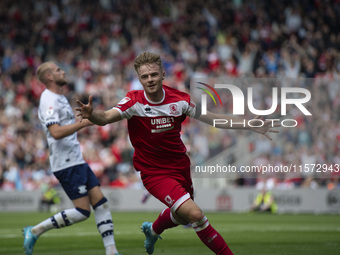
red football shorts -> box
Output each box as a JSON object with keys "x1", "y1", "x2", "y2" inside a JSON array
[{"x1": 142, "y1": 171, "x2": 194, "y2": 212}]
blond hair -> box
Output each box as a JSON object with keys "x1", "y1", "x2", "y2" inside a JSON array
[
  {"x1": 134, "y1": 52, "x2": 162, "y2": 73},
  {"x1": 36, "y1": 61, "x2": 54, "y2": 84}
]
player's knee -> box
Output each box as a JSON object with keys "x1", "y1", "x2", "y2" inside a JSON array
[
  {"x1": 187, "y1": 208, "x2": 204, "y2": 223},
  {"x1": 171, "y1": 211, "x2": 189, "y2": 225},
  {"x1": 92, "y1": 197, "x2": 108, "y2": 210}
]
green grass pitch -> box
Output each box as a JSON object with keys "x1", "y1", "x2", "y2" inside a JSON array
[{"x1": 0, "y1": 211, "x2": 339, "y2": 254}]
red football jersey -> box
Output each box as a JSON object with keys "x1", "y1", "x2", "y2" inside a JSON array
[{"x1": 113, "y1": 85, "x2": 196, "y2": 176}]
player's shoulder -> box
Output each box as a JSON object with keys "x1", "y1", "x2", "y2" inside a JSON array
[
  {"x1": 40, "y1": 89, "x2": 58, "y2": 105},
  {"x1": 163, "y1": 85, "x2": 190, "y2": 102},
  {"x1": 119, "y1": 89, "x2": 143, "y2": 103},
  {"x1": 115, "y1": 90, "x2": 144, "y2": 109},
  {"x1": 126, "y1": 89, "x2": 144, "y2": 98}
]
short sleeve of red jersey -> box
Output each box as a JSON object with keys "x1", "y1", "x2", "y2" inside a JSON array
[
  {"x1": 183, "y1": 97, "x2": 197, "y2": 118},
  {"x1": 112, "y1": 91, "x2": 137, "y2": 119}
]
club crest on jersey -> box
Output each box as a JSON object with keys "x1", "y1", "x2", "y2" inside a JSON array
[
  {"x1": 118, "y1": 97, "x2": 131, "y2": 105},
  {"x1": 46, "y1": 107, "x2": 54, "y2": 116},
  {"x1": 169, "y1": 104, "x2": 179, "y2": 115}
]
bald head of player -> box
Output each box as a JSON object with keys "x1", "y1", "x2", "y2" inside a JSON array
[{"x1": 36, "y1": 62, "x2": 67, "y2": 88}]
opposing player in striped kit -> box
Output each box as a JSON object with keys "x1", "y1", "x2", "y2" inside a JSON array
[
  {"x1": 23, "y1": 62, "x2": 121, "y2": 255},
  {"x1": 76, "y1": 52, "x2": 278, "y2": 254}
]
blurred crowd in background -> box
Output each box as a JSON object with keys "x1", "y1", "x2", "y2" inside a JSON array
[{"x1": 1, "y1": 0, "x2": 340, "y2": 191}]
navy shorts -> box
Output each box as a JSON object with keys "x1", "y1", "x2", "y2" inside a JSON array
[{"x1": 53, "y1": 163, "x2": 100, "y2": 200}]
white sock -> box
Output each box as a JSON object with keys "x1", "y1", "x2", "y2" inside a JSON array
[
  {"x1": 32, "y1": 208, "x2": 90, "y2": 236},
  {"x1": 94, "y1": 199, "x2": 118, "y2": 255}
]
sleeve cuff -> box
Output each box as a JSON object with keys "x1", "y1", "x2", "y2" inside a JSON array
[
  {"x1": 112, "y1": 107, "x2": 125, "y2": 118},
  {"x1": 46, "y1": 121, "x2": 59, "y2": 127}
]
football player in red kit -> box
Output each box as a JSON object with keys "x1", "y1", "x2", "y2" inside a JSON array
[{"x1": 76, "y1": 52, "x2": 278, "y2": 254}]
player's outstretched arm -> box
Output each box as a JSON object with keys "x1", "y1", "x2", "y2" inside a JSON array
[
  {"x1": 75, "y1": 95, "x2": 121, "y2": 126},
  {"x1": 196, "y1": 111, "x2": 279, "y2": 140},
  {"x1": 48, "y1": 119, "x2": 93, "y2": 140}
]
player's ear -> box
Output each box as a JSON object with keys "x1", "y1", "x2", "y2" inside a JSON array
[
  {"x1": 162, "y1": 70, "x2": 165, "y2": 80},
  {"x1": 46, "y1": 72, "x2": 53, "y2": 82}
]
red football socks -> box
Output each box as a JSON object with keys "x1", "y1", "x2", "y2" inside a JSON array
[
  {"x1": 152, "y1": 209, "x2": 233, "y2": 255},
  {"x1": 193, "y1": 218, "x2": 233, "y2": 255},
  {"x1": 152, "y1": 208, "x2": 178, "y2": 235}
]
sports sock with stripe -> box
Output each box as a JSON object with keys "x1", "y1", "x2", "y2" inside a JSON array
[
  {"x1": 32, "y1": 207, "x2": 90, "y2": 236},
  {"x1": 152, "y1": 208, "x2": 179, "y2": 235},
  {"x1": 193, "y1": 216, "x2": 233, "y2": 255},
  {"x1": 93, "y1": 198, "x2": 119, "y2": 255}
]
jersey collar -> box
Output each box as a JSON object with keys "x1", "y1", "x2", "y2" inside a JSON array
[{"x1": 144, "y1": 88, "x2": 165, "y2": 104}]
